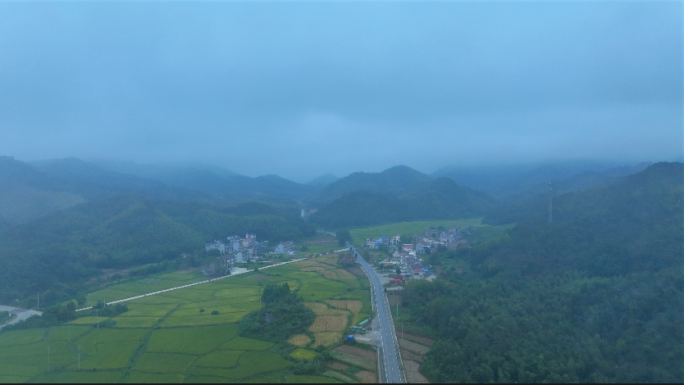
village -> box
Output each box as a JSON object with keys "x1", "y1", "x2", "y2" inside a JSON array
[
  {"x1": 204, "y1": 233, "x2": 297, "y2": 265},
  {"x1": 361, "y1": 225, "x2": 473, "y2": 285}
]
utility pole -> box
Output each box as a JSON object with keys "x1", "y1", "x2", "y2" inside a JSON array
[
  {"x1": 78, "y1": 345, "x2": 81, "y2": 370},
  {"x1": 47, "y1": 346, "x2": 50, "y2": 372},
  {"x1": 96, "y1": 308, "x2": 99, "y2": 329},
  {"x1": 548, "y1": 182, "x2": 553, "y2": 225}
]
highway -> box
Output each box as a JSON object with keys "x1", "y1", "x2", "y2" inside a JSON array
[{"x1": 351, "y1": 246, "x2": 404, "y2": 383}]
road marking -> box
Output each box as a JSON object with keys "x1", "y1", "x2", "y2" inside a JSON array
[{"x1": 76, "y1": 258, "x2": 306, "y2": 311}]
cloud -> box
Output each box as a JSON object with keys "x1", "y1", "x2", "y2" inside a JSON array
[{"x1": 0, "y1": 1, "x2": 680, "y2": 181}]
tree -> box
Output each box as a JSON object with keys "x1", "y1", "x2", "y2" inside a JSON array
[
  {"x1": 396, "y1": 266, "x2": 402, "y2": 276},
  {"x1": 200, "y1": 257, "x2": 231, "y2": 278},
  {"x1": 400, "y1": 235, "x2": 413, "y2": 245},
  {"x1": 337, "y1": 229, "x2": 352, "y2": 246}
]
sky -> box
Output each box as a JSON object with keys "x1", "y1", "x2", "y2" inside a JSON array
[{"x1": 0, "y1": 0, "x2": 682, "y2": 183}]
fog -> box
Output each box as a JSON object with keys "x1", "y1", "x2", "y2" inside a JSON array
[{"x1": 0, "y1": 1, "x2": 681, "y2": 182}]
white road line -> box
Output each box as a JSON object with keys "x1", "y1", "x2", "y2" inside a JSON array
[{"x1": 76, "y1": 258, "x2": 307, "y2": 311}]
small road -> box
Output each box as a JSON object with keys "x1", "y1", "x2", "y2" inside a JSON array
[
  {"x1": 77, "y1": 258, "x2": 306, "y2": 312},
  {"x1": 351, "y1": 245, "x2": 405, "y2": 383},
  {"x1": 0, "y1": 305, "x2": 42, "y2": 329}
]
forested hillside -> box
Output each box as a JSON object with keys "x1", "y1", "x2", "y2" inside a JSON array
[
  {"x1": 309, "y1": 177, "x2": 496, "y2": 229},
  {"x1": 402, "y1": 162, "x2": 683, "y2": 383},
  {"x1": 0, "y1": 196, "x2": 315, "y2": 306},
  {"x1": 307, "y1": 165, "x2": 433, "y2": 206}
]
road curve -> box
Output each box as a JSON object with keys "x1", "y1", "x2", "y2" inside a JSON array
[{"x1": 0, "y1": 305, "x2": 42, "y2": 329}]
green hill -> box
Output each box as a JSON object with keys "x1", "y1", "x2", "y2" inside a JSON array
[
  {"x1": 478, "y1": 162, "x2": 683, "y2": 276},
  {"x1": 309, "y1": 177, "x2": 497, "y2": 229},
  {"x1": 0, "y1": 196, "x2": 315, "y2": 305},
  {"x1": 308, "y1": 165, "x2": 433, "y2": 206},
  {"x1": 401, "y1": 162, "x2": 684, "y2": 383}
]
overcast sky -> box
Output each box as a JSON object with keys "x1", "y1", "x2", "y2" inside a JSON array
[{"x1": 0, "y1": 0, "x2": 681, "y2": 182}]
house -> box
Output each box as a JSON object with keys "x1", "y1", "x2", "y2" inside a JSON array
[
  {"x1": 402, "y1": 244, "x2": 414, "y2": 251},
  {"x1": 205, "y1": 240, "x2": 227, "y2": 254},
  {"x1": 273, "y1": 241, "x2": 296, "y2": 255}
]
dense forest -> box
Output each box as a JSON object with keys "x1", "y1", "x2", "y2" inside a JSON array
[
  {"x1": 402, "y1": 162, "x2": 683, "y2": 382},
  {"x1": 0, "y1": 197, "x2": 315, "y2": 306}
]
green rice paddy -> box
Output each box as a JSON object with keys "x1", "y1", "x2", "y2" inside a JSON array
[
  {"x1": 349, "y1": 218, "x2": 484, "y2": 244},
  {"x1": 0, "y1": 253, "x2": 372, "y2": 383}
]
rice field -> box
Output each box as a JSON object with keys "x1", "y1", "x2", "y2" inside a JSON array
[
  {"x1": 349, "y1": 218, "x2": 484, "y2": 245},
  {"x1": 290, "y1": 348, "x2": 317, "y2": 360},
  {"x1": 308, "y1": 315, "x2": 348, "y2": 332},
  {"x1": 0, "y1": 248, "x2": 372, "y2": 382},
  {"x1": 287, "y1": 334, "x2": 311, "y2": 346}
]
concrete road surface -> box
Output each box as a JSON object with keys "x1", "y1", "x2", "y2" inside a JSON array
[
  {"x1": 0, "y1": 305, "x2": 42, "y2": 329},
  {"x1": 351, "y1": 246, "x2": 405, "y2": 383}
]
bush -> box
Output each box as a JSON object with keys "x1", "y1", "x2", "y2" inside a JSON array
[
  {"x1": 199, "y1": 308, "x2": 205, "y2": 313},
  {"x1": 211, "y1": 310, "x2": 219, "y2": 315}
]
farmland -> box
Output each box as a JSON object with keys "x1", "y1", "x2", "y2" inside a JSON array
[
  {"x1": 0, "y1": 253, "x2": 373, "y2": 383},
  {"x1": 349, "y1": 218, "x2": 484, "y2": 244}
]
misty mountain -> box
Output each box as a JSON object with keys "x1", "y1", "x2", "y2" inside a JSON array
[
  {"x1": 309, "y1": 177, "x2": 497, "y2": 229},
  {"x1": 0, "y1": 156, "x2": 86, "y2": 223},
  {"x1": 96, "y1": 160, "x2": 316, "y2": 204},
  {"x1": 308, "y1": 165, "x2": 433, "y2": 206},
  {"x1": 405, "y1": 177, "x2": 498, "y2": 218},
  {"x1": 34, "y1": 157, "x2": 215, "y2": 202},
  {"x1": 483, "y1": 162, "x2": 655, "y2": 225},
  {"x1": 92, "y1": 159, "x2": 241, "y2": 180},
  {"x1": 435, "y1": 160, "x2": 650, "y2": 203},
  {"x1": 307, "y1": 173, "x2": 339, "y2": 186}
]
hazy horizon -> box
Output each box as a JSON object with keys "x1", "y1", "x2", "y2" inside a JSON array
[{"x1": 1, "y1": 1, "x2": 681, "y2": 183}]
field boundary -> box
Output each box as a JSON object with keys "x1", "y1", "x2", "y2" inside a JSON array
[{"x1": 76, "y1": 259, "x2": 305, "y2": 312}]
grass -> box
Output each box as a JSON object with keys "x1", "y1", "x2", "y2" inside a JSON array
[
  {"x1": 127, "y1": 372, "x2": 186, "y2": 383},
  {"x1": 194, "y1": 350, "x2": 243, "y2": 368},
  {"x1": 31, "y1": 371, "x2": 122, "y2": 383},
  {"x1": 349, "y1": 218, "x2": 484, "y2": 244},
  {"x1": 133, "y1": 352, "x2": 197, "y2": 373},
  {"x1": 0, "y1": 328, "x2": 46, "y2": 348},
  {"x1": 68, "y1": 316, "x2": 111, "y2": 325},
  {"x1": 312, "y1": 332, "x2": 343, "y2": 347},
  {"x1": 290, "y1": 348, "x2": 317, "y2": 360},
  {"x1": 77, "y1": 329, "x2": 148, "y2": 355},
  {"x1": 44, "y1": 325, "x2": 89, "y2": 341},
  {"x1": 76, "y1": 340, "x2": 141, "y2": 369},
  {"x1": 220, "y1": 351, "x2": 292, "y2": 379},
  {"x1": 219, "y1": 336, "x2": 273, "y2": 351},
  {"x1": 119, "y1": 303, "x2": 178, "y2": 317},
  {"x1": 147, "y1": 324, "x2": 238, "y2": 354},
  {"x1": 287, "y1": 334, "x2": 311, "y2": 346},
  {"x1": 0, "y1": 376, "x2": 32, "y2": 383},
  {"x1": 111, "y1": 316, "x2": 161, "y2": 328},
  {"x1": 160, "y1": 312, "x2": 248, "y2": 327}
]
